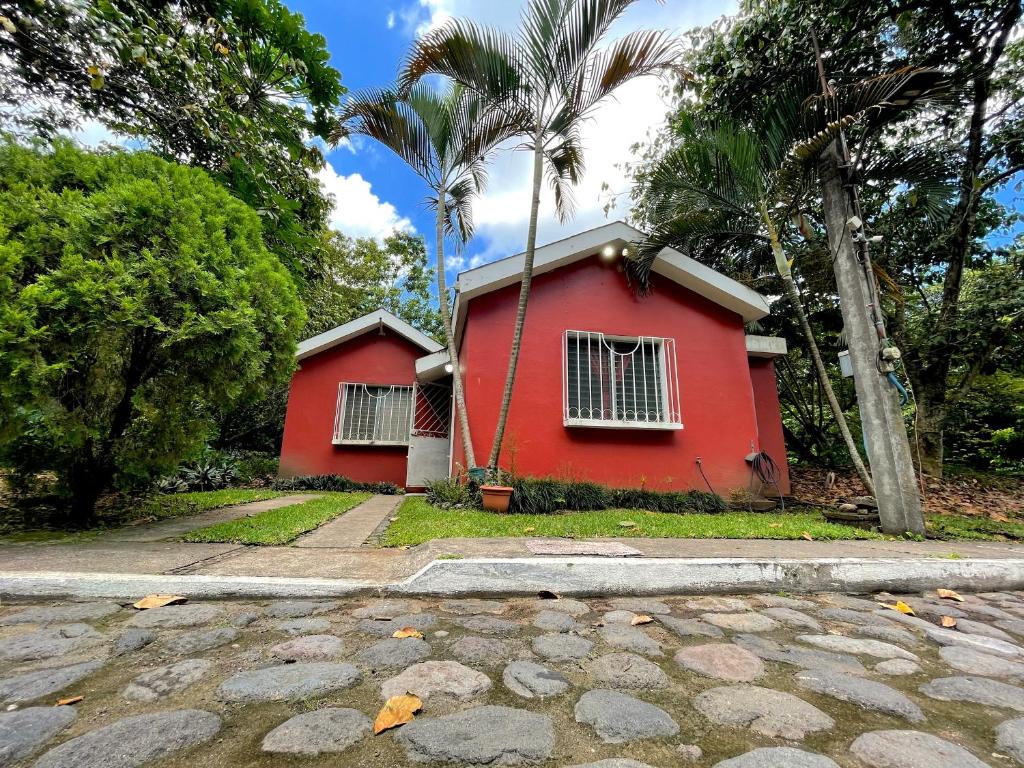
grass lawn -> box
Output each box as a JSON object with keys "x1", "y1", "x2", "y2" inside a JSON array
[
  {"x1": 381, "y1": 496, "x2": 886, "y2": 547},
  {"x1": 0, "y1": 488, "x2": 287, "y2": 543},
  {"x1": 183, "y1": 491, "x2": 370, "y2": 545},
  {"x1": 926, "y1": 514, "x2": 1024, "y2": 541}
]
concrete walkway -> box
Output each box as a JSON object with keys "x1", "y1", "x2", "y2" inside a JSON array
[
  {"x1": 101, "y1": 493, "x2": 322, "y2": 542},
  {"x1": 4, "y1": 493, "x2": 1024, "y2": 598},
  {"x1": 293, "y1": 493, "x2": 401, "y2": 548}
]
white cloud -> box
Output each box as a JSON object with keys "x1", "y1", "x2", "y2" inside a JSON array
[
  {"x1": 387, "y1": 10, "x2": 396, "y2": 29},
  {"x1": 317, "y1": 161, "x2": 414, "y2": 240}
]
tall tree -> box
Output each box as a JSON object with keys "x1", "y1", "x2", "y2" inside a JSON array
[
  {"x1": 400, "y1": 0, "x2": 680, "y2": 475},
  {"x1": 662, "y1": 0, "x2": 1023, "y2": 477},
  {"x1": 0, "y1": 0, "x2": 344, "y2": 281},
  {"x1": 633, "y1": 108, "x2": 875, "y2": 493},
  {"x1": 334, "y1": 84, "x2": 524, "y2": 467},
  {"x1": 0, "y1": 140, "x2": 304, "y2": 522}
]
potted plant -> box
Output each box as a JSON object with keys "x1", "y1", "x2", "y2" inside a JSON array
[{"x1": 480, "y1": 484, "x2": 513, "y2": 513}]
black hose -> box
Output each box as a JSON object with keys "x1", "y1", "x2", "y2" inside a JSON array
[{"x1": 750, "y1": 451, "x2": 786, "y2": 512}]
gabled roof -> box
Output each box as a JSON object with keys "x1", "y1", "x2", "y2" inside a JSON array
[
  {"x1": 452, "y1": 221, "x2": 770, "y2": 338},
  {"x1": 296, "y1": 309, "x2": 442, "y2": 361}
]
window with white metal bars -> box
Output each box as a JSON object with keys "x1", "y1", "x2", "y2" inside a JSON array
[
  {"x1": 563, "y1": 330, "x2": 682, "y2": 428},
  {"x1": 333, "y1": 383, "x2": 413, "y2": 445}
]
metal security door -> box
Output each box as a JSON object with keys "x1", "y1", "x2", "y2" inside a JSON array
[{"x1": 406, "y1": 382, "x2": 452, "y2": 487}]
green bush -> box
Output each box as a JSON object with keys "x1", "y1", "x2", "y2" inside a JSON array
[
  {"x1": 233, "y1": 452, "x2": 280, "y2": 484},
  {"x1": 503, "y1": 478, "x2": 725, "y2": 515},
  {"x1": 426, "y1": 477, "x2": 480, "y2": 507},
  {"x1": 272, "y1": 474, "x2": 400, "y2": 495}
]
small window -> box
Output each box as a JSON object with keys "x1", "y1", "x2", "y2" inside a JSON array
[
  {"x1": 563, "y1": 330, "x2": 682, "y2": 429},
  {"x1": 334, "y1": 383, "x2": 413, "y2": 445}
]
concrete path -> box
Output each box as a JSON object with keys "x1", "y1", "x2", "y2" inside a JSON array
[
  {"x1": 5, "y1": 590, "x2": 1024, "y2": 767},
  {"x1": 101, "y1": 493, "x2": 322, "y2": 542},
  {"x1": 293, "y1": 494, "x2": 401, "y2": 548}
]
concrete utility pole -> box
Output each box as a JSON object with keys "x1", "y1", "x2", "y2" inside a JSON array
[
  {"x1": 818, "y1": 147, "x2": 925, "y2": 535},
  {"x1": 811, "y1": 33, "x2": 925, "y2": 536}
]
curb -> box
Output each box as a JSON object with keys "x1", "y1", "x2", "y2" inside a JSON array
[{"x1": 4, "y1": 556, "x2": 1024, "y2": 600}]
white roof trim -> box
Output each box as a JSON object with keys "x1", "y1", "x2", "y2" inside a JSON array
[
  {"x1": 452, "y1": 221, "x2": 770, "y2": 338},
  {"x1": 296, "y1": 309, "x2": 442, "y2": 361},
  {"x1": 746, "y1": 335, "x2": 788, "y2": 358},
  {"x1": 415, "y1": 349, "x2": 451, "y2": 382}
]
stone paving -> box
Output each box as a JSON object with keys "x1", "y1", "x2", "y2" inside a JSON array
[{"x1": 6, "y1": 592, "x2": 1024, "y2": 766}]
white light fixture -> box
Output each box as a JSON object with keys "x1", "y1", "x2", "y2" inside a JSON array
[
  {"x1": 601, "y1": 244, "x2": 616, "y2": 261},
  {"x1": 443, "y1": 362, "x2": 454, "y2": 374},
  {"x1": 621, "y1": 246, "x2": 630, "y2": 257}
]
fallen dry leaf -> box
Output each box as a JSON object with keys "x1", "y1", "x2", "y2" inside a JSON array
[
  {"x1": 133, "y1": 594, "x2": 186, "y2": 610},
  {"x1": 936, "y1": 588, "x2": 964, "y2": 602},
  {"x1": 940, "y1": 616, "x2": 957, "y2": 628},
  {"x1": 537, "y1": 590, "x2": 560, "y2": 600},
  {"x1": 880, "y1": 601, "x2": 916, "y2": 616},
  {"x1": 524, "y1": 527, "x2": 535, "y2": 533},
  {"x1": 392, "y1": 627, "x2": 424, "y2": 639},
  {"x1": 55, "y1": 696, "x2": 83, "y2": 706},
  {"x1": 800, "y1": 531, "x2": 814, "y2": 541},
  {"x1": 631, "y1": 615, "x2": 654, "y2": 626},
  {"x1": 768, "y1": 523, "x2": 783, "y2": 528},
  {"x1": 374, "y1": 693, "x2": 422, "y2": 734}
]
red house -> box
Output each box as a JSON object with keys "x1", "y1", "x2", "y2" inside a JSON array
[{"x1": 280, "y1": 221, "x2": 790, "y2": 496}]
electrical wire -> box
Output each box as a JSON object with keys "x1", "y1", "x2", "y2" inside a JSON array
[{"x1": 695, "y1": 457, "x2": 717, "y2": 497}]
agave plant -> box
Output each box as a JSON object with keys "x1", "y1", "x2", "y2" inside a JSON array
[{"x1": 400, "y1": 0, "x2": 681, "y2": 476}]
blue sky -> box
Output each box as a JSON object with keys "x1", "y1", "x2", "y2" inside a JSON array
[{"x1": 286, "y1": 0, "x2": 738, "y2": 275}]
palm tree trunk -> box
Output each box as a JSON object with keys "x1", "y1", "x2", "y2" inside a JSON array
[
  {"x1": 487, "y1": 127, "x2": 545, "y2": 476},
  {"x1": 435, "y1": 185, "x2": 476, "y2": 469},
  {"x1": 780, "y1": 275, "x2": 873, "y2": 494},
  {"x1": 759, "y1": 203, "x2": 873, "y2": 494}
]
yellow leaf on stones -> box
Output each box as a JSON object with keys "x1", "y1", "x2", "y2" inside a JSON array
[
  {"x1": 801, "y1": 531, "x2": 814, "y2": 541},
  {"x1": 374, "y1": 693, "x2": 422, "y2": 734},
  {"x1": 393, "y1": 627, "x2": 423, "y2": 639},
  {"x1": 937, "y1": 588, "x2": 964, "y2": 602},
  {"x1": 55, "y1": 696, "x2": 83, "y2": 706},
  {"x1": 631, "y1": 615, "x2": 654, "y2": 626},
  {"x1": 940, "y1": 616, "x2": 957, "y2": 628},
  {"x1": 880, "y1": 601, "x2": 916, "y2": 616},
  {"x1": 133, "y1": 594, "x2": 187, "y2": 610}
]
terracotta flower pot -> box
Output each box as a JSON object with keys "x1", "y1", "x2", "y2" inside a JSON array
[{"x1": 480, "y1": 485, "x2": 513, "y2": 513}]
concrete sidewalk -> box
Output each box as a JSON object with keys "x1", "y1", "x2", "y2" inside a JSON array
[{"x1": 4, "y1": 493, "x2": 1024, "y2": 598}]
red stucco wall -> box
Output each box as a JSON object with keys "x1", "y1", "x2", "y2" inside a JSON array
[
  {"x1": 279, "y1": 328, "x2": 423, "y2": 485},
  {"x1": 452, "y1": 255, "x2": 777, "y2": 494},
  {"x1": 748, "y1": 358, "x2": 792, "y2": 496}
]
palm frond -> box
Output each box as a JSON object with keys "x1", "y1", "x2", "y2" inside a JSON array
[
  {"x1": 336, "y1": 87, "x2": 435, "y2": 181},
  {"x1": 545, "y1": 132, "x2": 585, "y2": 221},
  {"x1": 399, "y1": 17, "x2": 523, "y2": 106},
  {"x1": 575, "y1": 29, "x2": 681, "y2": 119}
]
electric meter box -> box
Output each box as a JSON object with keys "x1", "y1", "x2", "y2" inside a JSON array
[{"x1": 838, "y1": 349, "x2": 854, "y2": 378}]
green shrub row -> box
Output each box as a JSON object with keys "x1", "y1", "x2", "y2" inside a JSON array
[
  {"x1": 272, "y1": 474, "x2": 401, "y2": 495},
  {"x1": 426, "y1": 476, "x2": 725, "y2": 515}
]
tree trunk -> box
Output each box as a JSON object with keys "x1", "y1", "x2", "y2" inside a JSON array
[
  {"x1": 487, "y1": 127, "x2": 545, "y2": 476},
  {"x1": 64, "y1": 450, "x2": 108, "y2": 528},
  {"x1": 780, "y1": 274, "x2": 875, "y2": 494},
  {"x1": 915, "y1": 392, "x2": 946, "y2": 479},
  {"x1": 435, "y1": 184, "x2": 476, "y2": 469}
]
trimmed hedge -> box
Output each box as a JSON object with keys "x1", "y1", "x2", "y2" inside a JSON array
[
  {"x1": 272, "y1": 474, "x2": 400, "y2": 495},
  {"x1": 427, "y1": 476, "x2": 725, "y2": 515}
]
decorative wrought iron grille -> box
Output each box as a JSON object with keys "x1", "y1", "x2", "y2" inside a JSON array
[
  {"x1": 562, "y1": 330, "x2": 681, "y2": 428},
  {"x1": 411, "y1": 382, "x2": 452, "y2": 438},
  {"x1": 333, "y1": 383, "x2": 413, "y2": 444}
]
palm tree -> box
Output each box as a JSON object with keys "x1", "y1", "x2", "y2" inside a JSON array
[
  {"x1": 333, "y1": 83, "x2": 525, "y2": 467},
  {"x1": 400, "y1": 0, "x2": 680, "y2": 476},
  {"x1": 633, "y1": 106, "x2": 877, "y2": 493}
]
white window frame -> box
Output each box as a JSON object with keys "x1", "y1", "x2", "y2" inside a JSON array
[
  {"x1": 333, "y1": 382, "x2": 414, "y2": 446},
  {"x1": 562, "y1": 329, "x2": 683, "y2": 430}
]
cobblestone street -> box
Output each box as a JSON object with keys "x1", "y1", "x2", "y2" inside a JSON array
[{"x1": 4, "y1": 590, "x2": 1024, "y2": 767}]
